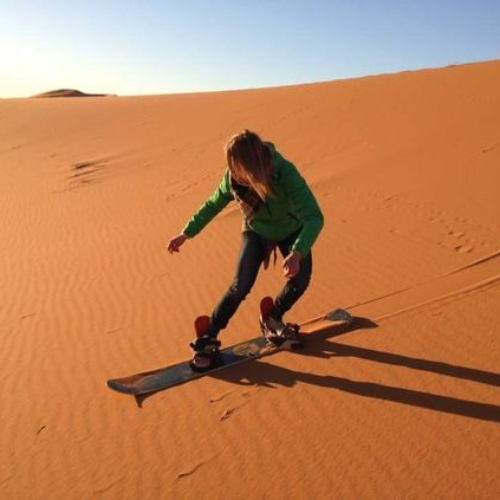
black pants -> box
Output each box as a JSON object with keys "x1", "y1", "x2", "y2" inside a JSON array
[{"x1": 209, "y1": 229, "x2": 313, "y2": 337}]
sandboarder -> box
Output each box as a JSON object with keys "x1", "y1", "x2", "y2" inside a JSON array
[{"x1": 167, "y1": 130, "x2": 324, "y2": 370}]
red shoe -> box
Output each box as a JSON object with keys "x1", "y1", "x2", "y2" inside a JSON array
[
  {"x1": 189, "y1": 316, "x2": 221, "y2": 372},
  {"x1": 259, "y1": 297, "x2": 303, "y2": 350}
]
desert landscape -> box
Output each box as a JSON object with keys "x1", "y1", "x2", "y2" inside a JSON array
[{"x1": 1, "y1": 59, "x2": 499, "y2": 498}]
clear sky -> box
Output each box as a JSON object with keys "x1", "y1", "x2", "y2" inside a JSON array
[{"x1": 1, "y1": 0, "x2": 499, "y2": 98}]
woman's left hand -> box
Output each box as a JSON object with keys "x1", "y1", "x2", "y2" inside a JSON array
[{"x1": 283, "y1": 251, "x2": 302, "y2": 279}]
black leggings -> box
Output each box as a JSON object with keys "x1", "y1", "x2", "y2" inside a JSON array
[{"x1": 209, "y1": 229, "x2": 313, "y2": 337}]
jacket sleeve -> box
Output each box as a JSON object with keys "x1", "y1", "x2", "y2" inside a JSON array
[
  {"x1": 281, "y1": 160, "x2": 324, "y2": 258},
  {"x1": 182, "y1": 170, "x2": 234, "y2": 238}
]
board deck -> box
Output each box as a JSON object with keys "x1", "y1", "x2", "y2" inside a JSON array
[
  {"x1": 107, "y1": 336, "x2": 276, "y2": 395},
  {"x1": 106, "y1": 308, "x2": 352, "y2": 396}
]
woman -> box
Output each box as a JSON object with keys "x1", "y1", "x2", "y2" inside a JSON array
[{"x1": 168, "y1": 130, "x2": 324, "y2": 370}]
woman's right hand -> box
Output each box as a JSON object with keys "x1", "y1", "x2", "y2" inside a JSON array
[{"x1": 167, "y1": 233, "x2": 188, "y2": 254}]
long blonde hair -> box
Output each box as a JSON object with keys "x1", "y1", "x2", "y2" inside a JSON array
[{"x1": 225, "y1": 130, "x2": 274, "y2": 201}]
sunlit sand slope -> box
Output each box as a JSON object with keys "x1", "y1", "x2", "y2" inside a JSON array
[{"x1": 0, "y1": 60, "x2": 499, "y2": 498}]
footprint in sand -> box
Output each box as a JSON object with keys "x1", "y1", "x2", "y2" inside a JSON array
[
  {"x1": 455, "y1": 244, "x2": 474, "y2": 254},
  {"x1": 68, "y1": 158, "x2": 109, "y2": 188},
  {"x1": 448, "y1": 230, "x2": 465, "y2": 238}
]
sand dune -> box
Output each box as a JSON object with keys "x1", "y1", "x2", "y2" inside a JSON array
[
  {"x1": 32, "y1": 89, "x2": 112, "y2": 98},
  {"x1": 1, "y1": 60, "x2": 499, "y2": 498}
]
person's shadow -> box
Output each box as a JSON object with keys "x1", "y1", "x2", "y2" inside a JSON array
[{"x1": 209, "y1": 317, "x2": 500, "y2": 424}]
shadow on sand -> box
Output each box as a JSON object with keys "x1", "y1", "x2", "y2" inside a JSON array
[
  {"x1": 135, "y1": 318, "x2": 500, "y2": 423},
  {"x1": 207, "y1": 317, "x2": 500, "y2": 424}
]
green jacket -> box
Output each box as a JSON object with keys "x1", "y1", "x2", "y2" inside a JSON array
[{"x1": 182, "y1": 145, "x2": 324, "y2": 258}]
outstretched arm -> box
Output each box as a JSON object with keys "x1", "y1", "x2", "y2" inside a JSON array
[
  {"x1": 167, "y1": 170, "x2": 234, "y2": 254},
  {"x1": 181, "y1": 170, "x2": 234, "y2": 238}
]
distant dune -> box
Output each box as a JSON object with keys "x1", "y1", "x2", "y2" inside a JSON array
[
  {"x1": 1, "y1": 59, "x2": 500, "y2": 499},
  {"x1": 31, "y1": 88, "x2": 113, "y2": 98}
]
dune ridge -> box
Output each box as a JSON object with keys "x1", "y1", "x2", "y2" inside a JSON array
[{"x1": 31, "y1": 89, "x2": 113, "y2": 98}]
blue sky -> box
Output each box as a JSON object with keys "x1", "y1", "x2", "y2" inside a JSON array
[{"x1": 0, "y1": 0, "x2": 499, "y2": 97}]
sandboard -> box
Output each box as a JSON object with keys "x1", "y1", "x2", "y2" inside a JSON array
[{"x1": 107, "y1": 308, "x2": 352, "y2": 396}]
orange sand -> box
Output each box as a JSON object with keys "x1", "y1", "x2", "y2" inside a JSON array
[{"x1": 1, "y1": 60, "x2": 499, "y2": 499}]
